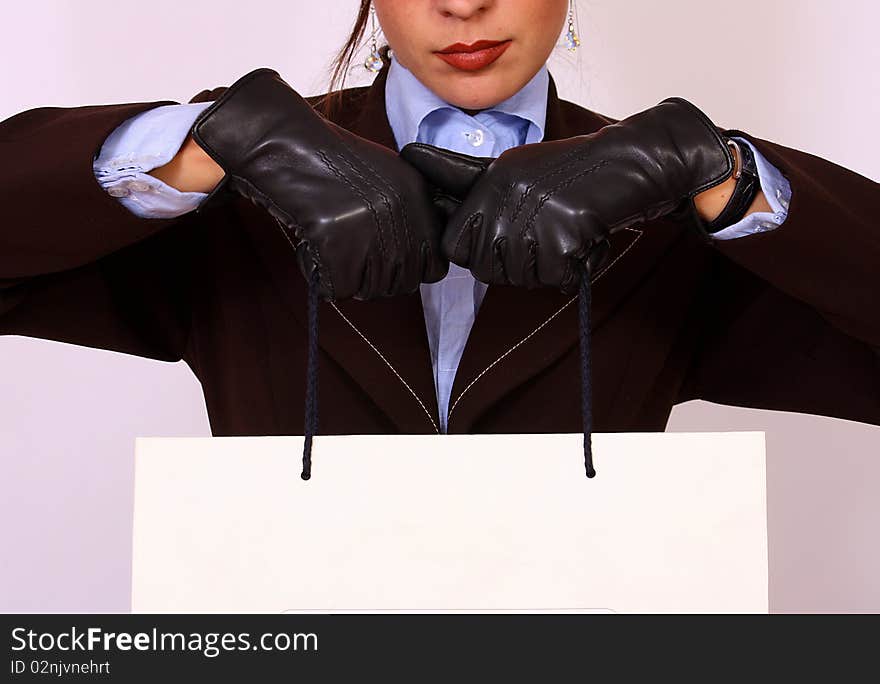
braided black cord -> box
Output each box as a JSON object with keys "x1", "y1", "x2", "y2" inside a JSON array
[
  {"x1": 577, "y1": 261, "x2": 596, "y2": 478},
  {"x1": 301, "y1": 268, "x2": 321, "y2": 480}
]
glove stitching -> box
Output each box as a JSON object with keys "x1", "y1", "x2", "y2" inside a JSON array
[
  {"x1": 452, "y1": 212, "x2": 483, "y2": 265},
  {"x1": 354, "y1": 156, "x2": 413, "y2": 257},
  {"x1": 492, "y1": 237, "x2": 509, "y2": 284},
  {"x1": 273, "y1": 213, "x2": 336, "y2": 302},
  {"x1": 520, "y1": 159, "x2": 610, "y2": 238},
  {"x1": 559, "y1": 255, "x2": 575, "y2": 293},
  {"x1": 230, "y1": 174, "x2": 313, "y2": 249},
  {"x1": 358, "y1": 255, "x2": 373, "y2": 300},
  {"x1": 508, "y1": 144, "x2": 591, "y2": 224},
  {"x1": 308, "y1": 241, "x2": 334, "y2": 301},
  {"x1": 495, "y1": 180, "x2": 514, "y2": 225},
  {"x1": 332, "y1": 138, "x2": 413, "y2": 261},
  {"x1": 524, "y1": 239, "x2": 540, "y2": 289},
  {"x1": 521, "y1": 159, "x2": 611, "y2": 242},
  {"x1": 316, "y1": 150, "x2": 388, "y2": 264},
  {"x1": 331, "y1": 150, "x2": 402, "y2": 260}
]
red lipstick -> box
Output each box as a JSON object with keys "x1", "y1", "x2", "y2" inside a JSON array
[{"x1": 434, "y1": 39, "x2": 512, "y2": 72}]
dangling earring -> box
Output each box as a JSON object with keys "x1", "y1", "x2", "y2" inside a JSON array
[
  {"x1": 364, "y1": 3, "x2": 384, "y2": 72},
  {"x1": 564, "y1": 0, "x2": 582, "y2": 51}
]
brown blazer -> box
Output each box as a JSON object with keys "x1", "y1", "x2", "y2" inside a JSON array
[{"x1": 1, "y1": 63, "x2": 878, "y2": 437}]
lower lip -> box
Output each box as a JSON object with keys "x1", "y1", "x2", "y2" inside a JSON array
[{"x1": 435, "y1": 41, "x2": 512, "y2": 72}]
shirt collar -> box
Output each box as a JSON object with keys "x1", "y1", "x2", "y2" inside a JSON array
[{"x1": 385, "y1": 53, "x2": 549, "y2": 150}]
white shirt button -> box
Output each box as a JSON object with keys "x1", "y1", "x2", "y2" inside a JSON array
[
  {"x1": 107, "y1": 185, "x2": 130, "y2": 197},
  {"x1": 129, "y1": 180, "x2": 152, "y2": 192},
  {"x1": 465, "y1": 128, "x2": 485, "y2": 147}
]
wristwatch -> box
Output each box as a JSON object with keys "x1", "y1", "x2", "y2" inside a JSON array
[{"x1": 704, "y1": 136, "x2": 761, "y2": 233}]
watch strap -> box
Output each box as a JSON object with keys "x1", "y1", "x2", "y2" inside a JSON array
[{"x1": 704, "y1": 137, "x2": 761, "y2": 233}]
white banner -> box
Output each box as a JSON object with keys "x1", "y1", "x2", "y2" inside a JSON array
[{"x1": 132, "y1": 432, "x2": 768, "y2": 613}]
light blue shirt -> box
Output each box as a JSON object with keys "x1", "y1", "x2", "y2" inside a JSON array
[{"x1": 92, "y1": 56, "x2": 792, "y2": 432}]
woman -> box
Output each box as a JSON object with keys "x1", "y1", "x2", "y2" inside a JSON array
[{"x1": 1, "y1": 1, "x2": 877, "y2": 480}]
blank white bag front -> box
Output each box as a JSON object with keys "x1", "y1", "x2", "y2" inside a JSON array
[{"x1": 131, "y1": 431, "x2": 768, "y2": 613}]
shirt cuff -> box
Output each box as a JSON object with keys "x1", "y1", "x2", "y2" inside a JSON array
[
  {"x1": 707, "y1": 136, "x2": 793, "y2": 240},
  {"x1": 92, "y1": 102, "x2": 214, "y2": 219}
]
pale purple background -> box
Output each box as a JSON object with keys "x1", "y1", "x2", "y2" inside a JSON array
[{"x1": 1, "y1": 0, "x2": 878, "y2": 613}]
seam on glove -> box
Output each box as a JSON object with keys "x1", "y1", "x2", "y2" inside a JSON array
[
  {"x1": 508, "y1": 144, "x2": 592, "y2": 225},
  {"x1": 506, "y1": 146, "x2": 596, "y2": 223},
  {"x1": 521, "y1": 159, "x2": 611, "y2": 242},
  {"x1": 452, "y1": 212, "x2": 483, "y2": 265},
  {"x1": 332, "y1": 134, "x2": 413, "y2": 258},
  {"x1": 338, "y1": 142, "x2": 414, "y2": 257},
  {"x1": 331, "y1": 150, "x2": 399, "y2": 257},
  {"x1": 275, "y1": 214, "x2": 335, "y2": 302},
  {"x1": 318, "y1": 149, "x2": 388, "y2": 262}
]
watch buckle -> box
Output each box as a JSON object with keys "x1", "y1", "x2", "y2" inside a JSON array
[{"x1": 726, "y1": 138, "x2": 744, "y2": 180}]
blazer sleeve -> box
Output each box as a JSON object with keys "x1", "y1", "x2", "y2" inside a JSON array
[
  {"x1": 677, "y1": 131, "x2": 880, "y2": 426},
  {"x1": 0, "y1": 88, "x2": 223, "y2": 362}
]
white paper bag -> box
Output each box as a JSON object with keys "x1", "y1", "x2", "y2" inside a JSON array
[{"x1": 131, "y1": 432, "x2": 768, "y2": 613}]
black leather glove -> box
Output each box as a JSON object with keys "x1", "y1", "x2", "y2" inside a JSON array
[
  {"x1": 401, "y1": 97, "x2": 735, "y2": 294},
  {"x1": 414, "y1": 148, "x2": 494, "y2": 221},
  {"x1": 190, "y1": 67, "x2": 448, "y2": 301}
]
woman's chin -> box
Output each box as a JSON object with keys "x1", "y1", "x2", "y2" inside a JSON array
[{"x1": 427, "y1": 76, "x2": 520, "y2": 112}]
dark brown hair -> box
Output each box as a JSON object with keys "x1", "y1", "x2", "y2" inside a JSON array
[{"x1": 322, "y1": 1, "x2": 390, "y2": 120}]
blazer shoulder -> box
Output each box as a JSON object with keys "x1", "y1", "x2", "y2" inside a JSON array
[
  {"x1": 556, "y1": 96, "x2": 619, "y2": 135},
  {"x1": 185, "y1": 81, "x2": 371, "y2": 127},
  {"x1": 188, "y1": 86, "x2": 227, "y2": 104},
  {"x1": 306, "y1": 83, "x2": 372, "y2": 128}
]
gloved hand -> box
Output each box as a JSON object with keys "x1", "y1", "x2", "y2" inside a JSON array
[
  {"x1": 401, "y1": 97, "x2": 735, "y2": 294},
  {"x1": 411, "y1": 147, "x2": 494, "y2": 221},
  {"x1": 190, "y1": 67, "x2": 448, "y2": 301}
]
